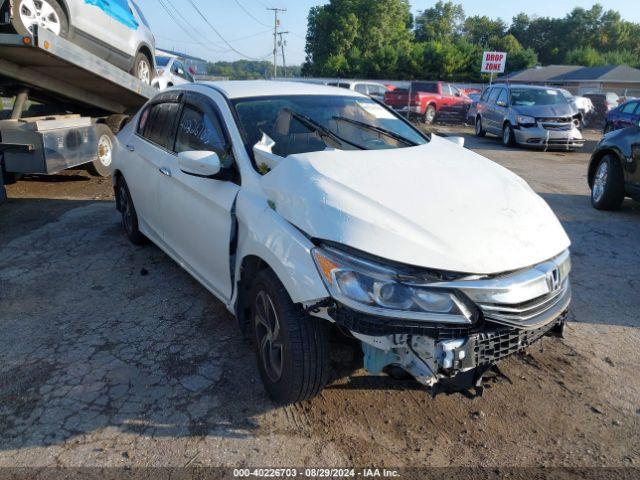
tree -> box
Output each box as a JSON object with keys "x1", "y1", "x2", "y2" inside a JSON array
[
  {"x1": 462, "y1": 16, "x2": 507, "y2": 47},
  {"x1": 414, "y1": 1, "x2": 464, "y2": 43},
  {"x1": 565, "y1": 47, "x2": 604, "y2": 67}
]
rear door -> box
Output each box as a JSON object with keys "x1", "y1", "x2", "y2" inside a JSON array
[
  {"x1": 484, "y1": 88, "x2": 503, "y2": 134},
  {"x1": 157, "y1": 91, "x2": 241, "y2": 301},
  {"x1": 126, "y1": 96, "x2": 181, "y2": 240}
]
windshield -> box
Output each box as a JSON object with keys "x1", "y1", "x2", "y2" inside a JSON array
[
  {"x1": 232, "y1": 95, "x2": 428, "y2": 161},
  {"x1": 510, "y1": 88, "x2": 568, "y2": 107},
  {"x1": 156, "y1": 56, "x2": 172, "y2": 67}
]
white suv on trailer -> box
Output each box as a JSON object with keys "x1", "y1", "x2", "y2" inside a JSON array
[{"x1": 112, "y1": 81, "x2": 572, "y2": 404}]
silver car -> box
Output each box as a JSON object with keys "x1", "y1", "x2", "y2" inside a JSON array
[
  {"x1": 0, "y1": 0, "x2": 156, "y2": 84},
  {"x1": 152, "y1": 56, "x2": 194, "y2": 90},
  {"x1": 474, "y1": 84, "x2": 584, "y2": 149}
]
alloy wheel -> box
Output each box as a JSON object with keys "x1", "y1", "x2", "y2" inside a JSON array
[
  {"x1": 118, "y1": 185, "x2": 133, "y2": 235},
  {"x1": 138, "y1": 60, "x2": 151, "y2": 84},
  {"x1": 254, "y1": 290, "x2": 283, "y2": 383},
  {"x1": 593, "y1": 160, "x2": 608, "y2": 202},
  {"x1": 19, "y1": 0, "x2": 61, "y2": 35}
]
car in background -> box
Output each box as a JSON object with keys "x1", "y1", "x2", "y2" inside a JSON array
[
  {"x1": 559, "y1": 89, "x2": 594, "y2": 128},
  {"x1": 0, "y1": 0, "x2": 156, "y2": 84},
  {"x1": 152, "y1": 56, "x2": 194, "y2": 90},
  {"x1": 383, "y1": 81, "x2": 472, "y2": 124},
  {"x1": 603, "y1": 100, "x2": 640, "y2": 134},
  {"x1": 465, "y1": 91, "x2": 482, "y2": 124},
  {"x1": 475, "y1": 84, "x2": 584, "y2": 149},
  {"x1": 326, "y1": 81, "x2": 389, "y2": 101},
  {"x1": 588, "y1": 121, "x2": 640, "y2": 210},
  {"x1": 113, "y1": 81, "x2": 571, "y2": 404}
]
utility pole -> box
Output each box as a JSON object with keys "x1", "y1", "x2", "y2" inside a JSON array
[
  {"x1": 278, "y1": 31, "x2": 289, "y2": 78},
  {"x1": 267, "y1": 7, "x2": 286, "y2": 78}
]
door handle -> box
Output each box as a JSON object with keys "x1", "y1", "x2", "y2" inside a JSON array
[
  {"x1": 159, "y1": 167, "x2": 172, "y2": 177},
  {"x1": 126, "y1": 144, "x2": 135, "y2": 152}
]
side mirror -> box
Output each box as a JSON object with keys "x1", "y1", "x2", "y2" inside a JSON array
[
  {"x1": 178, "y1": 151, "x2": 221, "y2": 177},
  {"x1": 496, "y1": 100, "x2": 507, "y2": 107}
]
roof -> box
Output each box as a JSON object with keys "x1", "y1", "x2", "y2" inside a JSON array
[
  {"x1": 501, "y1": 64, "x2": 640, "y2": 84},
  {"x1": 201, "y1": 80, "x2": 365, "y2": 99}
]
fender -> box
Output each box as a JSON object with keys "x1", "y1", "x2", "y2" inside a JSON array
[{"x1": 231, "y1": 189, "x2": 329, "y2": 309}]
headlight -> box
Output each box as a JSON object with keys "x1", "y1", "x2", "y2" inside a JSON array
[
  {"x1": 312, "y1": 247, "x2": 477, "y2": 324},
  {"x1": 516, "y1": 115, "x2": 536, "y2": 126}
]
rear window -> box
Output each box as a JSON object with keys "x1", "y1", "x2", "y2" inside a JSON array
[
  {"x1": 411, "y1": 82, "x2": 439, "y2": 94},
  {"x1": 138, "y1": 102, "x2": 180, "y2": 150}
]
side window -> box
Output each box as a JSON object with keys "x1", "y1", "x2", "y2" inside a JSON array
[
  {"x1": 354, "y1": 84, "x2": 368, "y2": 94},
  {"x1": 450, "y1": 85, "x2": 461, "y2": 96},
  {"x1": 496, "y1": 89, "x2": 508, "y2": 106},
  {"x1": 138, "y1": 102, "x2": 180, "y2": 150},
  {"x1": 622, "y1": 102, "x2": 638, "y2": 113},
  {"x1": 175, "y1": 105, "x2": 232, "y2": 167},
  {"x1": 480, "y1": 88, "x2": 491, "y2": 102},
  {"x1": 488, "y1": 88, "x2": 501, "y2": 104}
]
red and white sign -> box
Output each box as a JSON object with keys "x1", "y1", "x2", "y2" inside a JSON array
[{"x1": 481, "y1": 51, "x2": 507, "y2": 73}]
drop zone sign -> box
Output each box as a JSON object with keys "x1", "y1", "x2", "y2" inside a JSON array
[{"x1": 481, "y1": 51, "x2": 507, "y2": 73}]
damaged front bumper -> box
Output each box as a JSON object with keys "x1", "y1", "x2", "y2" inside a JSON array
[{"x1": 342, "y1": 307, "x2": 568, "y2": 396}]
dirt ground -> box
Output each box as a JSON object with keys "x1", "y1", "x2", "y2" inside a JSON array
[{"x1": 0, "y1": 126, "x2": 639, "y2": 474}]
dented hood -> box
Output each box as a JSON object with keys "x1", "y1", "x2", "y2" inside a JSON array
[{"x1": 259, "y1": 135, "x2": 570, "y2": 274}]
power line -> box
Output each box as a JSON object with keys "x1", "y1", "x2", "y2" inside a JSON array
[
  {"x1": 234, "y1": 0, "x2": 271, "y2": 28},
  {"x1": 156, "y1": 29, "x2": 271, "y2": 46},
  {"x1": 186, "y1": 0, "x2": 265, "y2": 60}
]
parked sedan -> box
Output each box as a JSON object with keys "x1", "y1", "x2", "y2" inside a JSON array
[
  {"x1": 152, "y1": 56, "x2": 194, "y2": 90},
  {"x1": 603, "y1": 100, "x2": 640, "y2": 134},
  {"x1": 0, "y1": 0, "x2": 156, "y2": 83},
  {"x1": 475, "y1": 84, "x2": 584, "y2": 149},
  {"x1": 113, "y1": 81, "x2": 571, "y2": 404},
  {"x1": 588, "y1": 121, "x2": 640, "y2": 210}
]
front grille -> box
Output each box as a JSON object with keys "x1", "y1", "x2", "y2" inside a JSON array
[
  {"x1": 472, "y1": 316, "x2": 562, "y2": 366},
  {"x1": 542, "y1": 123, "x2": 573, "y2": 131},
  {"x1": 478, "y1": 280, "x2": 569, "y2": 323},
  {"x1": 538, "y1": 117, "x2": 572, "y2": 123}
]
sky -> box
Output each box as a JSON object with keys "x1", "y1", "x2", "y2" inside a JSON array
[{"x1": 136, "y1": 0, "x2": 640, "y2": 65}]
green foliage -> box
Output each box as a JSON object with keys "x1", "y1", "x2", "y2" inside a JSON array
[
  {"x1": 206, "y1": 61, "x2": 301, "y2": 80},
  {"x1": 303, "y1": 0, "x2": 640, "y2": 80}
]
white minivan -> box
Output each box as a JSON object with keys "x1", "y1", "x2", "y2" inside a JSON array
[{"x1": 112, "y1": 81, "x2": 571, "y2": 404}]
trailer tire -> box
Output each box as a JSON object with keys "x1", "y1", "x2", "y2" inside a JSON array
[
  {"x1": 250, "y1": 268, "x2": 330, "y2": 404},
  {"x1": 105, "y1": 114, "x2": 130, "y2": 135},
  {"x1": 88, "y1": 123, "x2": 115, "y2": 177},
  {"x1": 6, "y1": 0, "x2": 69, "y2": 37}
]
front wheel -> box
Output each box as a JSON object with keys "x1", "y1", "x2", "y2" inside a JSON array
[
  {"x1": 115, "y1": 176, "x2": 147, "y2": 245},
  {"x1": 250, "y1": 269, "x2": 330, "y2": 404},
  {"x1": 131, "y1": 52, "x2": 153, "y2": 85},
  {"x1": 591, "y1": 154, "x2": 625, "y2": 211},
  {"x1": 502, "y1": 123, "x2": 516, "y2": 147},
  {"x1": 6, "y1": 0, "x2": 68, "y2": 36},
  {"x1": 475, "y1": 116, "x2": 486, "y2": 137},
  {"x1": 423, "y1": 105, "x2": 436, "y2": 124}
]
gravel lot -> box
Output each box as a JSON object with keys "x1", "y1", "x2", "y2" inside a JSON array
[{"x1": 0, "y1": 126, "x2": 639, "y2": 472}]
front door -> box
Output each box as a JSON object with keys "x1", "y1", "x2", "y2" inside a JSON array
[{"x1": 157, "y1": 92, "x2": 240, "y2": 301}]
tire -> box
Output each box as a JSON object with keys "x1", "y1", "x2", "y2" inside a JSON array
[
  {"x1": 250, "y1": 269, "x2": 330, "y2": 404},
  {"x1": 423, "y1": 105, "x2": 436, "y2": 124},
  {"x1": 7, "y1": 0, "x2": 69, "y2": 37},
  {"x1": 131, "y1": 52, "x2": 153, "y2": 85},
  {"x1": 87, "y1": 123, "x2": 115, "y2": 177},
  {"x1": 105, "y1": 114, "x2": 130, "y2": 135},
  {"x1": 115, "y1": 176, "x2": 147, "y2": 245},
  {"x1": 591, "y1": 154, "x2": 625, "y2": 211},
  {"x1": 475, "y1": 116, "x2": 486, "y2": 137},
  {"x1": 502, "y1": 122, "x2": 516, "y2": 147}
]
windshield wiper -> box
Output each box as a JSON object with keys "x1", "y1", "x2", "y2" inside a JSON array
[
  {"x1": 332, "y1": 116, "x2": 419, "y2": 146},
  {"x1": 284, "y1": 108, "x2": 364, "y2": 150}
]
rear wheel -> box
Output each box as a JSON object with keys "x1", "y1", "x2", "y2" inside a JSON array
[
  {"x1": 116, "y1": 176, "x2": 147, "y2": 245},
  {"x1": 591, "y1": 154, "x2": 625, "y2": 211},
  {"x1": 131, "y1": 52, "x2": 153, "y2": 85},
  {"x1": 7, "y1": 0, "x2": 68, "y2": 37},
  {"x1": 250, "y1": 269, "x2": 330, "y2": 404},
  {"x1": 87, "y1": 124, "x2": 114, "y2": 177}
]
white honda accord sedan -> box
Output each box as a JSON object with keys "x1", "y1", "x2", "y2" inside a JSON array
[{"x1": 112, "y1": 81, "x2": 572, "y2": 404}]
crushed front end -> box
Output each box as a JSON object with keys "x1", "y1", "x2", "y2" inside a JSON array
[{"x1": 310, "y1": 246, "x2": 572, "y2": 396}]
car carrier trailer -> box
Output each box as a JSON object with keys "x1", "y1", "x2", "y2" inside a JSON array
[{"x1": 0, "y1": 26, "x2": 155, "y2": 204}]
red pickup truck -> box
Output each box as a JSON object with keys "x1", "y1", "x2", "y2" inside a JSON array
[{"x1": 384, "y1": 81, "x2": 472, "y2": 124}]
